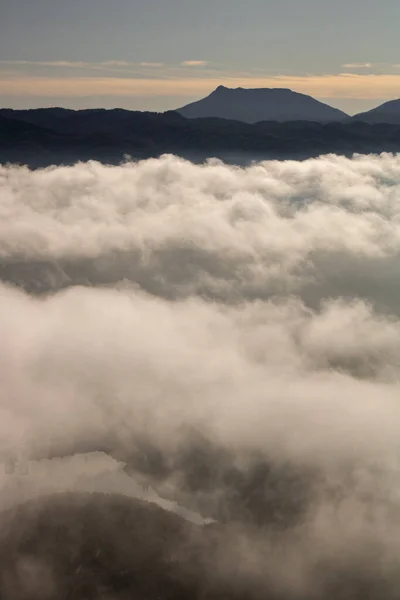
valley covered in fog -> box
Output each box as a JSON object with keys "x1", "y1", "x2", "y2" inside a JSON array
[{"x1": 2, "y1": 153, "x2": 400, "y2": 598}]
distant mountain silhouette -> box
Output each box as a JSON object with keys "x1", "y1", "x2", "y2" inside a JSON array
[
  {"x1": 176, "y1": 86, "x2": 348, "y2": 123},
  {"x1": 352, "y1": 98, "x2": 400, "y2": 124},
  {"x1": 1, "y1": 108, "x2": 400, "y2": 168},
  {"x1": 0, "y1": 107, "x2": 185, "y2": 136}
]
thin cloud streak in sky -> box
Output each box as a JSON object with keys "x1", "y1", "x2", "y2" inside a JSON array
[
  {"x1": 342, "y1": 63, "x2": 374, "y2": 69},
  {"x1": 0, "y1": 60, "x2": 181, "y2": 71},
  {"x1": 140, "y1": 62, "x2": 165, "y2": 68},
  {"x1": 342, "y1": 62, "x2": 400, "y2": 70},
  {"x1": 0, "y1": 60, "x2": 166, "y2": 74},
  {"x1": 0, "y1": 60, "x2": 93, "y2": 69},
  {"x1": 181, "y1": 60, "x2": 208, "y2": 67}
]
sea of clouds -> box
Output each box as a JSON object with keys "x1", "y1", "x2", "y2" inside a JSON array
[{"x1": 2, "y1": 153, "x2": 400, "y2": 597}]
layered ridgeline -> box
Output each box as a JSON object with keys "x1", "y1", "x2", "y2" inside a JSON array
[
  {"x1": 2, "y1": 89, "x2": 400, "y2": 168},
  {"x1": 2, "y1": 109, "x2": 400, "y2": 167},
  {"x1": 176, "y1": 85, "x2": 348, "y2": 123}
]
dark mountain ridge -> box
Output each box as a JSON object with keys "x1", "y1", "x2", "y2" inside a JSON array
[
  {"x1": 176, "y1": 85, "x2": 348, "y2": 123},
  {"x1": 352, "y1": 98, "x2": 400, "y2": 124},
  {"x1": 1, "y1": 107, "x2": 400, "y2": 168}
]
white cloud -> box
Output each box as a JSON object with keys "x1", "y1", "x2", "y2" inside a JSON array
[
  {"x1": 2, "y1": 153, "x2": 400, "y2": 454},
  {"x1": 2, "y1": 154, "x2": 400, "y2": 595},
  {"x1": 2, "y1": 153, "x2": 400, "y2": 307},
  {"x1": 181, "y1": 60, "x2": 208, "y2": 67},
  {"x1": 342, "y1": 62, "x2": 374, "y2": 69}
]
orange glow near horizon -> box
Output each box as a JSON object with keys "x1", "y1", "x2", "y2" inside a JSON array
[{"x1": 1, "y1": 73, "x2": 400, "y2": 101}]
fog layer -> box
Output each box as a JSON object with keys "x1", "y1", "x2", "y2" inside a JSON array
[{"x1": 2, "y1": 153, "x2": 400, "y2": 597}]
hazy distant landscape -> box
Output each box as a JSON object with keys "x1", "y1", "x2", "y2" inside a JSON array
[{"x1": 1, "y1": 87, "x2": 400, "y2": 166}]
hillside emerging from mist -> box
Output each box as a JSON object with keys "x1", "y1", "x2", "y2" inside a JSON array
[
  {"x1": 0, "y1": 492, "x2": 213, "y2": 600},
  {"x1": 1, "y1": 491, "x2": 397, "y2": 600},
  {"x1": 1, "y1": 107, "x2": 400, "y2": 167},
  {"x1": 176, "y1": 86, "x2": 348, "y2": 123}
]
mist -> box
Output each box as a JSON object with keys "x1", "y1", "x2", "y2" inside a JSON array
[{"x1": 1, "y1": 153, "x2": 400, "y2": 598}]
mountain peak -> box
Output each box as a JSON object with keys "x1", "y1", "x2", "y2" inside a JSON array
[
  {"x1": 213, "y1": 86, "x2": 294, "y2": 95},
  {"x1": 176, "y1": 86, "x2": 348, "y2": 123}
]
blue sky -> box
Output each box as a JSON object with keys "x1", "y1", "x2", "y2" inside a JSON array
[{"x1": 1, "y1": 0, "x2": 400, "y2": 113}]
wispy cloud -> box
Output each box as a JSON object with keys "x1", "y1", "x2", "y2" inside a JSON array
[
  {"x1": 181, "y1": 60, "x2": 208, "y2": 67},
  {"x1": 342, "y1": 62, "x2": 400, "y2": 70},
  {"x1": 101, "y1": 60, "x2": 132, "y2": 67},
  {"x1": 342, "y1": 63, "x2": 374, "y2": 69},
  {"x1": 139, "y1": 62, "x2": 164, "y2": 68},
  {"x1": 0, "y1": 60, "x2": 92, "y2": 69},
  {"x1": 0, "y1": 60, "x2": 165, "y2": 73}
]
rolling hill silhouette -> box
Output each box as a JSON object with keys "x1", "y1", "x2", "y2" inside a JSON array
[
  {"x1": 1, "y1": 106, "x2": 400, "y2": 168},
  {"x1": 353, "y1": 98, "x2": 400, "y2": 124}
]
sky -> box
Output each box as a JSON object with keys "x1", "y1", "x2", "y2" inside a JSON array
[{"x1": 1, "y1": 0, "x2": 400, "y2": 115}]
